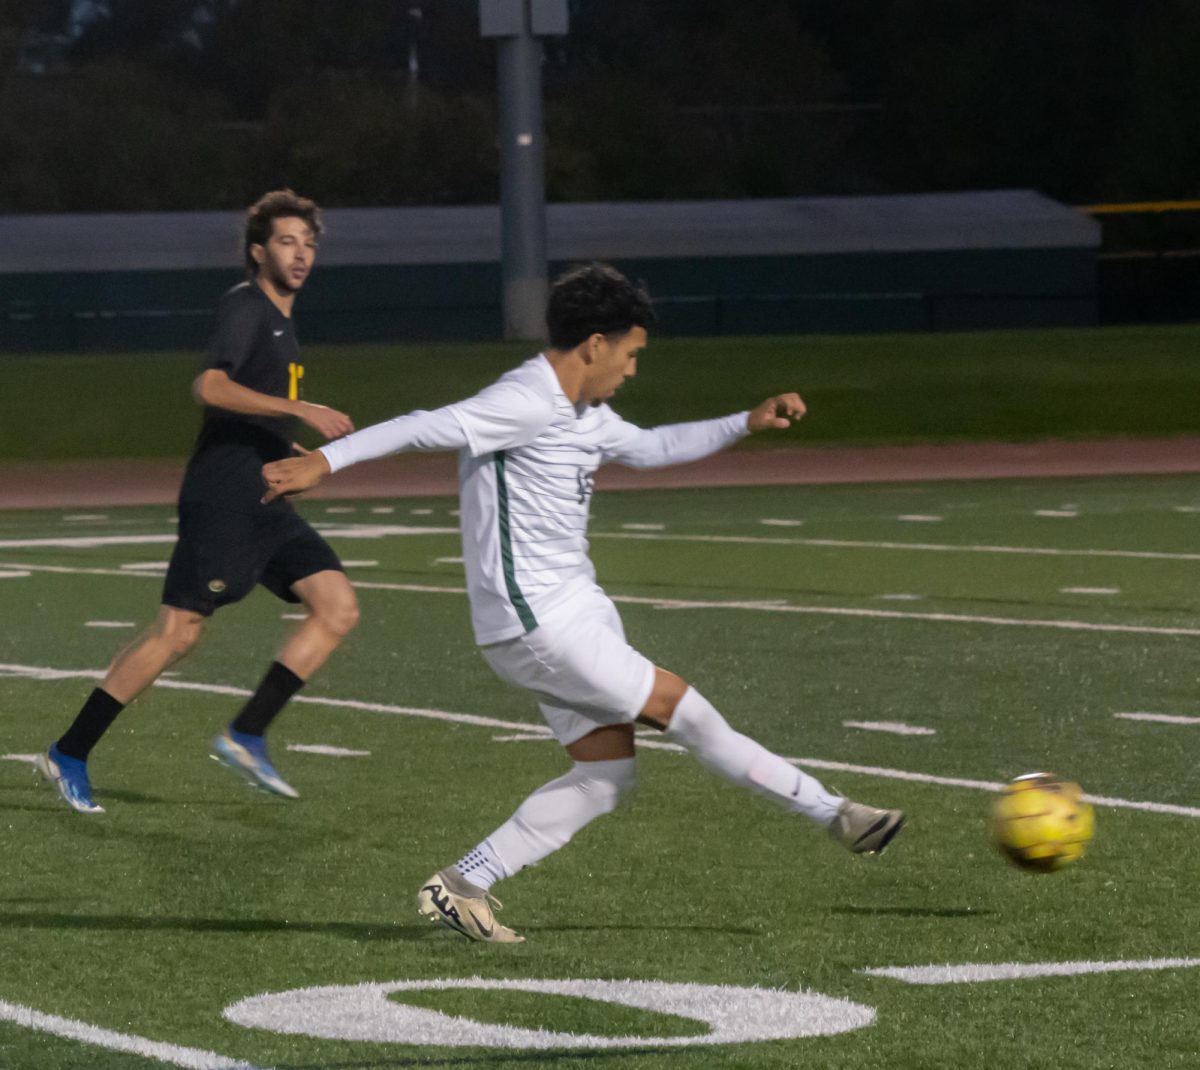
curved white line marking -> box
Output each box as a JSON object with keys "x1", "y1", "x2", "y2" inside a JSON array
[
  {"x1": 0, "y1": 999, "x2": 264, "y2": 1069},
  {"x1": 224, "y1": 977, "x2": 874, "y2": 1048}
]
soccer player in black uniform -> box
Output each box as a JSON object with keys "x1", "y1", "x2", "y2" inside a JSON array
[{"x1": 36, "y1": 189, "x2": 360, "y2": 813}]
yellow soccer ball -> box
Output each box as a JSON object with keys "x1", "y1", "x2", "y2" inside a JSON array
[{"x1": 991, "y1": 772, "x2": 1094, "y2": 873}]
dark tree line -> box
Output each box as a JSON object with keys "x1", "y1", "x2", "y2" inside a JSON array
[{"x1": 0, "y1": 0, "x2": 1197, "y2": 212}]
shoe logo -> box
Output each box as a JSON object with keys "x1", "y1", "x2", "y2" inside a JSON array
[
  {"x1": 422, "y1": 882, "x2": 462, "y2": 927},
  {"x1": 207, "y1": 578, "x2": 227, "y2": 593},
  {"x1": 854, "y1": 816, "x2": 890, "y2": 846},
  {"x1": 468, "y1": 909, "x2": 493, "y2": 939},
  {"x1": 273, "y1": 329, "x2": 285, "y2": 337}
]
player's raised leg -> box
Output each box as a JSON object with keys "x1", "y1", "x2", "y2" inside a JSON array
[
  {"x1": 37, "y1": 606, "x2": 206, "y2": 814},
  {"x1": 640, "y1": 668, "x2": 905, "y2": 854},
  {"x1": 211, "y1": 568, "x2": 359, "y2": 798}
]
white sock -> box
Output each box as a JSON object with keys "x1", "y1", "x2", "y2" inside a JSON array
[
  {"x1": 457, "y1": 757, "x2": 636, "y2": 890},
  {"x1": 665, "y1": 686, "x2": 841, "y2": 827}
]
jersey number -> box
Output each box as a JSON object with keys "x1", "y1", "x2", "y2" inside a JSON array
[
  {"x1": 576, "y1": 468, "x2": 596, "y2": 503},
  {"x1": 288, "y1": 362, "x2": 305, "y2": 401}
]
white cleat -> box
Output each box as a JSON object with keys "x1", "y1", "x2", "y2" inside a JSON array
[
  {"x1": 830, "y1": 799, "x2": 905, "y2": 855},
  {"x1": 416, "y1": 869, "x2": 524, "y2": 944}
]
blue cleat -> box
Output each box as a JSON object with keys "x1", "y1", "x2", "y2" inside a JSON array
[
  {"x1": 35, "y1": 743, "x2": 104, "y2": 814},
  {"x1": 210, "y1": 729, "x2": 298, "y2": 799}
]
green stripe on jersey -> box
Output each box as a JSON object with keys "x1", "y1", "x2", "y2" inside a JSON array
[{"x1": 494, "y1": 450, "x2": 538, "y2": 633}]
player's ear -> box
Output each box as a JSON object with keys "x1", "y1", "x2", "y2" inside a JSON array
[
  {"x1": 249, "y1": 243, "x2": 266, "y2": 267},
  {"x1": 582, "y1": 332, "x2": 605, "y2": 363}
]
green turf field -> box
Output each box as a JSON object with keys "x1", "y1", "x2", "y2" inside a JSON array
[
  {"x1": 3, "y1": 322, "x2": 1200, "y2": 461},
  {"x1": 3, "y1": 476, "x2": 1200, "y2": 1067}
]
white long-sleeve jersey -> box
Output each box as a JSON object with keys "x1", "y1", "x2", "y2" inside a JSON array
[{"x1": 321, "y1": 354, "x2": 749, "y2": 644}]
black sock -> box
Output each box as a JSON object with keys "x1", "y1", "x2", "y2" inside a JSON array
[
  {"x1": 56, "y1": 688, "x2": 125, "y2": 761},
  {"x1": 230, "y1": 661, "x2": 305, "y2": 737}
]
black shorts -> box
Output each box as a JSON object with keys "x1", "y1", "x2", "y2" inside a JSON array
[{"x1": 162, "y1": 502, "x2": 343, "y2": 617}]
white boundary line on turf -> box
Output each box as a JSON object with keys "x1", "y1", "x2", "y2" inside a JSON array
[
  {"x1": 8, "y1": 561, "x2": 1198, "y2": 639},
  {"x1": 12, "y1": 525, "x2": 1200, "y2": 563},
  {"x1": 860, "y1": 957, "x2": 1200, "y2": 985},
  {"x1": 591, "y1": 531, "x2": 1200, "y2": 562},
  {"x1": 0, "y1": 999, "x2": 266, "y2": 1070},
  {"x1": 5, "y1": 660, "x2": 1199, "y2": 819}
]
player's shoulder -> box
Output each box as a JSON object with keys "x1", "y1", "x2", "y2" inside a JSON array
[
  {"x1": 216, "y1": 281, "x2": 269, "y2": 322},
  {"x1": 497, "y1": 356, "x2": 560, "y2": 411}
]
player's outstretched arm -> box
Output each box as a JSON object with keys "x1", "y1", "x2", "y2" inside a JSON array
[
  {"x1": 746, "y1": 392, "x2": 806, "y2": 433},
  {"x1": 604, "y1": 391, "x2": 807, "y2": 470}
]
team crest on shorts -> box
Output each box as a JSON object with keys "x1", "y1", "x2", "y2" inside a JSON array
[{"x1": 208, "y1": 579, "x2": 227, "y2": 593}]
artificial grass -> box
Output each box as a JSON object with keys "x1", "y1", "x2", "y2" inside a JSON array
[{"x1": 2, "y1": 323, "x2": 1200, "y2": 462}]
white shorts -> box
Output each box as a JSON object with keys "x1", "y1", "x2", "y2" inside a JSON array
[{"x1": 480, "y1": 586, "x2": 657, "y2": 746}]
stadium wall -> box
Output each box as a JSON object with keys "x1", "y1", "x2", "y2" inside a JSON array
[{"x1": 0, "y1": 192, "x2": 1099, "y2": 351}]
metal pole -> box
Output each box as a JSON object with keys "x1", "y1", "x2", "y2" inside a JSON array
[{"x1": 496, "y1": 8, "x2": 548, "y2": 341}]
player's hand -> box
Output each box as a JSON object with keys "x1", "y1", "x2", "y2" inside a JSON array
[
  {"x1": 747, "y1": 393, "x2": 806, "y2": 432},
  {"x1": 295, "y1": 401, "x2": 355, "y2": 440},
  {"x1": 262, "y1": 451, "x2": 332, "y2": 503}
]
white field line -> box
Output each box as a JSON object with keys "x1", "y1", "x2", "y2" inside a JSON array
[
  {"x1": 0, "y1": 999, "x2": 266, "y2": 1070},
  {"x1": 3, "y1": 661, "x2": 1196, "y2": 819},
  {"x1": 861, "y1": 958, "x2": 1200, "y2": 985},
  {"x1": 13, "y1": 525, "x2": 1200, "y2": 564},
  {"x1": 590, "y1": 531, "x2": 1200, "y2": 562},
  {"x1": 843, "y1": 721, "x2": 937, "y2": 736},
  {"x1": 286, "y1": 743, "x2": 372, "y2": 757},
  {"x1": 6, "y1": 564, "x2": 1200, "y2": 639},
  {"x1": 1114, "y1": 711, "x2": 1200, "y2": 726}
]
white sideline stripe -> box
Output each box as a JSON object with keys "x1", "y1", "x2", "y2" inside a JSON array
[
  {"x1": 3, "y1": 660, "x2": 1197, "y2": 816},
  {"x1": 621, "y1": 523, "x2": 666, "y2": 531},
  {"x1": 63, "y1": 513, "x2": 108, "y2": 521},
  {"x1": 286, "y1": 743, "x2": 372, "y2": 757},
  {"x1": 0, "y1": 999, "x2": 266, "y2": 1070},
  {"x1": 341, "y1": 560, "x2": 379, "y2": 568},
  {"x1": 16, "y1": 525, "x2": 1200, "y2": 564},
  {"x1": 1035, "y1": 510, "x2": 1078, "y2": 518},
  {"x1": 1061, "y1": 586, "x2": 1119, "y2": 595},
  {"x1": 877, "y1": 593, "x2": 924, "y2": 601},
  {"x1": 0, "y1": 534, "x2": 177, "y2": 549},
  {"x1": 6, "y1": 563, "x2": 1200, "y2": 638},
  {"x1": 0, "y1": 569, "x2": 31, "y2": 579},
  {"x1": 591, "y1": 531, "x2": 1200, "y2": 562},
  {"x1": 121, "y1": 561, "x2": 168, "y2": 571},
  {"x1": 84, "y1": 621, "x2": 136, "y2": 629},
  {"x1": 1115, "y1": 711, "x2": 1200, "y2": 726},
  {"x1": 897, "y1": 515, "x2": 942, "y2": 522},
  {"x1": 861, "y1": 958, "x2": 1200, "y2": 985},
  {"x1": 760, "y1": 518, "x2": 805, "y2": 527},
  {"x1": 843, "y1": 721, "x2": 936, "y2": 736}
]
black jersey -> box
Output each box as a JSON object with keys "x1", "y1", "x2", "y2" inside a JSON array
[{"x1": 178, "y1": 282, "x2": 302, "y2": 514}]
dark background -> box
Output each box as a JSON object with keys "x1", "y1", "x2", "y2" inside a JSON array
[{"x1": 3, "y1": 0, "x2": 1198, "y2": 213}]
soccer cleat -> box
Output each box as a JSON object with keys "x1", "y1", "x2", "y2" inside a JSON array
[
  {"x1": 829, "y1": 799, "x2": 905, "y2": 855},
  {"x1": 34, "y1": 744, "x2": 104, "y2": 814},
  {"x1": 210, "y1": 730, "x2": 299, "y2": 799},
  {"x1": 416, "y1": 869, "x2": 524, "y2": 944}
]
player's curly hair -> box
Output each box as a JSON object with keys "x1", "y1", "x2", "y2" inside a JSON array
[
  {"x1": 546, "y1": 262, "x2": 656, "y2": 349},
  {"x1": 243, "y1": 189, "x2": 322, "y2": 275}
]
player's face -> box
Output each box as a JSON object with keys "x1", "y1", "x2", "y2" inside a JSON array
[
  {"x1": 583, "y1": 326, "x2": 646, "y2": 406},
  {"x1": 253, "y1": 216, "x2": 317, "y2": 293}
]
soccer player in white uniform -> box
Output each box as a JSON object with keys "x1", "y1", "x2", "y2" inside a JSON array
[{"x1": 263, "y1": 263, "x2": 905, "y2": 943}]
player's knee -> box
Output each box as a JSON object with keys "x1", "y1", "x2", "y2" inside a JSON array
[
  {"x1": 638, "y1": 669, "x2": 689, "y2": 729},
  {"x1": 572, "y1": 757, "x2": 636, "y2": 814},
  {"x1": 315, "y1": 593, "x2": 360, "y2": 638},
  {"x1": 157, "y1": 615, "x2": 205, "y2": 658}
]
